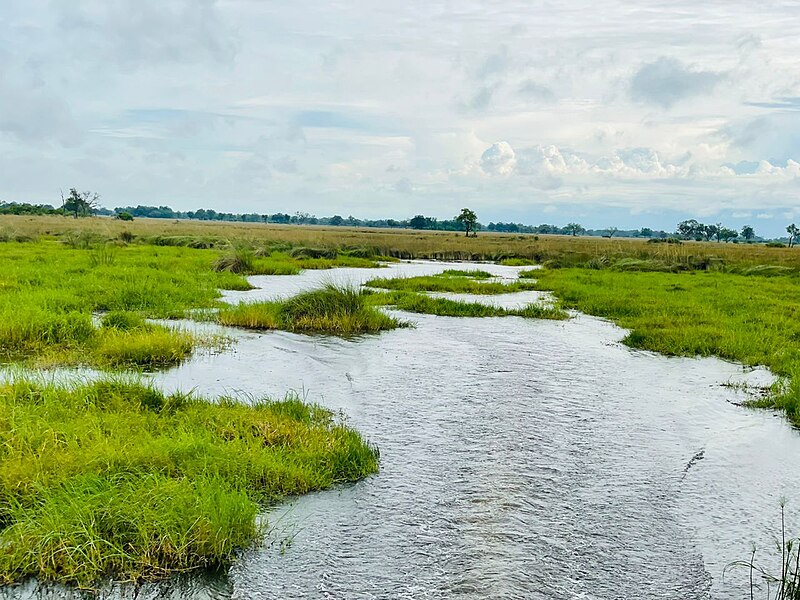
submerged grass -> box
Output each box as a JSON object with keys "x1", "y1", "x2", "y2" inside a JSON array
[
  {"x1": 531, "y1": 267, "x2": 800, "y2": 425},
  {"x1": 219, "y1": 284, "x2": 407, "y2": 335},
  {"x1": 365, "y1": 273, "x2": 538, "y2": 295},
  {"x1": 365, "y1": 290, "x2": 567, "y2": 320},
  {"x1": 0, "y1": 378, "x2": 379, "y2": 585}
]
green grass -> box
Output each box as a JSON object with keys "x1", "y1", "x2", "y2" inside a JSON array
[
  {"x1": 439, "y1": 269, "x2": 493, "y2": 279},
  {"x1": 531, "y1": 268, "x2": 800, "y2": 424},
  {"x1": 0, "y1": 242, "x2": 246, "y2": 369},
  {"x1": 219, "y1": 284, "x2": 407, "y2": 335},
  {"x1": 499, "y1": 258, "x2": 539, "y2": 266},
  {"x1": 0, "y1": 239, "x2": 397, "y2": 369},
  {"x1": 366, "y1": 290, "x2": 567, "y2": 320},
  {"x1": 0, "y1": 378, "x2": 379, "y2": 586},
  {"x1": 365, "y1": 273, "x2": 538, "y2": 294}
]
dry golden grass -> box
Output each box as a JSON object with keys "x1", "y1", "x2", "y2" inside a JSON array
[{"x1": 1, "y1": 214, "x2": 798, "y2": 267}]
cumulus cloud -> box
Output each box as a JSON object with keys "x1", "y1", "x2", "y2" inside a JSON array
[
  {"x1": 480, "y1": 142, "x2": 517, "y2": 176},
  {"x1": 630, "y1": 57, "x2": 723, "y2": 108}
]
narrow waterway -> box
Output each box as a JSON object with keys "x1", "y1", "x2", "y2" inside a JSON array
[{"x1": 3, "y1": 261, "x2": 797, "y2": 599}]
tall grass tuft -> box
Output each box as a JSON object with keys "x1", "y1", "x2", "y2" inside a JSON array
[
  {"x1": 213, "y1": 245, "x2": 255, "y2": 274},
  {"x1": 219, "y1": 284, "x2": 406, "y2": 335}
]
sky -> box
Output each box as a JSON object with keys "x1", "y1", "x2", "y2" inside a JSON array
[{"x1": 2, "y1": 1, "x2": 800, "y2": 235}]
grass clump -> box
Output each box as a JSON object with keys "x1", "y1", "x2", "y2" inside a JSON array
[
  {"x1": 219, "y1": 284, "x2": 406, "y2": 335},
  {"x1": 213, "y1": 245, "x2": 255, "y2": 274},
  {"x1": 0, "y1": 378, "x2": 379, "y2": 586},
  {"x1": 365, "y1": 273, "x2": 537, "y2": 294},
  {"x1": 366, "y1": 290, "x2": 567, "y2": 320},
  {"x1": 92, "y1": 326, "x2": 196, "y2": 369}
]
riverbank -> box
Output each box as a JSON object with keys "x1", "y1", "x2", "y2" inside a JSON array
[
  {"x1": 0, "y1": 378, "x2": 378, "y2": 586},
  {"x1": 531, "y1": 267, "x2": 800, "y2": 425}
]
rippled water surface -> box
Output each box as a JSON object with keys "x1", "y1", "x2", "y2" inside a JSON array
[{"x1": 4, "y1": 261, "x2": 798, "y2": 600}]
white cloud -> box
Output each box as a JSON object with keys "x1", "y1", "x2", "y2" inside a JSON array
[
  {"x1": 480, "y1": 142, "x2": 517, "y2": 176},
  {"x1": 1, "y1": 0, "x2": 800, "y2": 233}
]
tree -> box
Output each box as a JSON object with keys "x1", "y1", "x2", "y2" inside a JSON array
[
  {"x1": 565, "y1": 222, "x2": 585, "y2": 237},
  {"x1": 702, "y1": 223, "x2": 718, "y2": 242},
  {"x1": 639, "y1": 227, "x2": 653, "y2": 238},
  {"x1": 329, "y1": 215, "x2": 345, "y2": 226},
  {"x1": 603, "y1": 227, "x2": 618, "y2": 239},
  {"x1": 61, "y1": 188, "x2": 100, "y2": 218},
  {"x1": 741, "y1": 225, "x2": 755, "y2": 241},
  {"x1": 115, "y1": 211, "x2": 134, "y2": 221},
  {"x1": 787, "y1": 224, "x2": 799, "y2": 248},
  {"x1": 677, "y1": 219, "x2": 701, "y2": 239},
  {"x1": 455, "y1": 208, "x2": 478, "y2": 237},
  {"x1": 719, "y1": 227, "x2": 738, "y2": 243},
  {"x1": 409, "y1": 215, "x2": 428, "y2": 230}
]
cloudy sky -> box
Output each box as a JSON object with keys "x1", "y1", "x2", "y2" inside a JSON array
[{"x1": 2, "y1": 1, "x2": 800, "y2": 234}]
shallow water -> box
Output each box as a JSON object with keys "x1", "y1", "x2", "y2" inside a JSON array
[{"x1": 3, "y1": 261, "x2": 797, "y2": 600}]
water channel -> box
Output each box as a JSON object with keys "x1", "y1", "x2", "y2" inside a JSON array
[{"x1": 3, "y1": 261, "x2": 796, "y2": 600}]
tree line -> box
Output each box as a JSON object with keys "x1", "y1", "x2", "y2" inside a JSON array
[{"x1": 4, "y1": 194, "x2": 800, "y2": 244}]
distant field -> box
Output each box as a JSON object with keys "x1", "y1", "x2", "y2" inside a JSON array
[{"x1": 1, "y1": 214, "x2": 799, "y2": 267}]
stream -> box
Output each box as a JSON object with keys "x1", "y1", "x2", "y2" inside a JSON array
[{"x1": 2, "y1": 261, "x2": 797, "y2": 600}]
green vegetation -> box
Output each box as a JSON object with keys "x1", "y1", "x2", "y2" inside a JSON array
[
  {"x1": 0, "y1": 242, "x2": 249, "y2": 369},
  {"x1": 219, "y1": 284, "x2": 407, "y2": 335},
  {"x1": 439, "y1": 269, "x2": 493, "y2": 279},
  {"x1": 365, "y1": 273, "x2": 538, "y2": 295},
  {"x1": 531, "y1": 267, "x2": 800, "y2": 424},
  {"x1": 366, "y1": 290, "x2": 567, "y2": 320},
  {"x1": 0, "y1": 237, "x2": 398, "y2": 368},
  {"x1": 0, "y1": 378, "x2": 379, "y2": 586}
]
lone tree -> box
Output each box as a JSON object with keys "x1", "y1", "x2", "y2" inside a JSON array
[
  {"x1": 788, "y1": 224, "x2": 799, "y2": 248},
  {"x1": 741, "y1": 225, "x2": 755, "y2": 241},
  {"x1": 565, "y1": 222, "x2": 585, "y2": 237},
  {"x1": 455, "y1": 208, "x2": 478, "y2": 237},
  {"x1": 61, "y1": 188, "x2": 100, "y2": 219}
]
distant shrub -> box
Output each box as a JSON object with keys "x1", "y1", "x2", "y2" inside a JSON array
[
  {"x1": 115, "y1": 212, "x2": 134, "y2": 221},
  {"x1": 766, "y1": 241, "x2": 786, "y2": 248}
]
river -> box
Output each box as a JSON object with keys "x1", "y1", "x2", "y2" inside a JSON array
[{"x1": 2, "y1": 261, "x2": 797, "y2": 600}]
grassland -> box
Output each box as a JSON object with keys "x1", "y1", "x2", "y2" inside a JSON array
[
  {"x1": 0, "y1": 378, "x2": 378, "y2": 586},
  {"x1": 0, "y1": 233, "x2": 400, "y2": 369},
  {"x1": 0, "y1": 241, "x2": 249, "y2": 369},
  {"x1": 4, "y1": 214, "x2": 800, "y2": 588},
  {"x1": 531, "y1": 268, "x2": 800, "y2": 424},
  {"x1": 5, "y1": 214, "x2": 800, "y2": 268}
]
